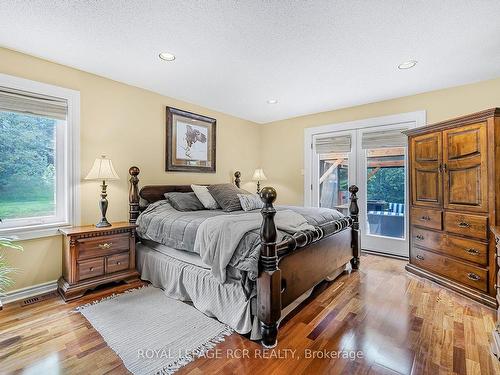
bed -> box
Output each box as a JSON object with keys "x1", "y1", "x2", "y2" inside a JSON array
[{"x1": 128, "y1": 166, "x2": 360, "y2": 347}]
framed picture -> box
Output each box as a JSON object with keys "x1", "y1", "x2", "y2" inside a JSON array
[{"x1": 166, "y1": 107, "x2": 216, "y2": 173}]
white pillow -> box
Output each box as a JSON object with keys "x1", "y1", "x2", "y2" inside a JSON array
[
  {"x1": 191, "y1": 184, "x2": 220, "y2": 209},
  {"x1": 238, "y1": 193, "x2": 264, "y2": 211}
]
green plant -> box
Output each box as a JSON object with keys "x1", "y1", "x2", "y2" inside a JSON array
[{"x1": 0, "y1": 237, "x2": 23, "y2": 295}]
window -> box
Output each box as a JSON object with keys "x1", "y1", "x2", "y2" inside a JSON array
[{"x1": 0, "y1": 74, "x2": 80, "y2": 238}]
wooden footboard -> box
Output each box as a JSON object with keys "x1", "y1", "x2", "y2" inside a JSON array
[
  {"x1": 127, "y1": 167, "x2": 359, "y2": 348},
  {"x1": 257, "y1": 185, "x2": 360, "y2": 347}
]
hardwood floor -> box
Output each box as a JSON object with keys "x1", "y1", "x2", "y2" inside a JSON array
[{"x1": 1, "y1": 254, "x2": 498, "y2": 374}]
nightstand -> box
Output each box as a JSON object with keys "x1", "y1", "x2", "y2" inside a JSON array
[{"x1": 58, "y1": 222, "x2": 139, "y2": 301}]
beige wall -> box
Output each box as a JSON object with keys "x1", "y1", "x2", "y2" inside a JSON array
[
  {"x1": 260, "y1": 77, "x2": 500, "y2": 205},
  {"x1": 3, "y1": 45, "x2": 500, "y2": 294},
  {"x1": 0, "y1": 47, "x2": 261, "y2": 292}
]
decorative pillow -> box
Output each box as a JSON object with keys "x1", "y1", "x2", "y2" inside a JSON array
[
  {"x1": 191, "y1": 184, "x2": 220, "y2": 209},
  {"x1": 207, "y1": 183, "x2": 251, "y2": 212},
  {"x1": 238, "y1": 193, "x2": 264, "y2": 211},
  {"x1": 164, "y1": 192, "x2": 205, "y2": 211}
]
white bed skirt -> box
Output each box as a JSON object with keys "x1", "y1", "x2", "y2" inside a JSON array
[{"x1": 137, "y1": 243, "x2": 256, "y2": 335}]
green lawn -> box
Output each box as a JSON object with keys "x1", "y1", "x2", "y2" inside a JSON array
[{"x1": 0, "y1": 199, "x2": 55, "y2": 220}]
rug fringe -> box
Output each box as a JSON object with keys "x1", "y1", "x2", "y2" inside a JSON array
[
  {"x1": 155, "y1": 325, "x2": 234, "y2": 375},
  {"x1": 75, "y1": 284, "x2": 150, "y2": 312}
]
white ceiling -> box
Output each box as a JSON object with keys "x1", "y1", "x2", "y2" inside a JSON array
[{"x1": 1, "y1": 1, "x2": 500, "y2": 123}]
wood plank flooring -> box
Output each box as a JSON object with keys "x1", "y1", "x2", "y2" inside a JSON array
[{"x1": 1, "y1": 254, "x2": 498, "y2": 374}]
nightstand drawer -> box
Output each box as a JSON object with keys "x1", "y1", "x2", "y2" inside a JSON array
[
  {"x1": 77, "y1": 233, "x2": 130, "y2": 260},
  {"x1": 106, "y1": 252, "x2": 130, "y2": 274},
  {"x1": 78, "y1": 258, "x2": 105, "y2": 281}
]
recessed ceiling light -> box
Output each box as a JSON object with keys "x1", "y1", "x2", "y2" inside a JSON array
[
  {"x1": 398, "y1": 60, "x2": 417, "y2": 70},
  {"x1": 159, "y1": 52, "x2": 176, "y2": 61},
  {"x1": 267, "y1": 99, "x2": 278, "y2": 104}
]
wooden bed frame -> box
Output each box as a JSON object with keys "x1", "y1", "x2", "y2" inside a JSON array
[{"x1": 128, "y1": 167, "x2": 360, "y2": 347}]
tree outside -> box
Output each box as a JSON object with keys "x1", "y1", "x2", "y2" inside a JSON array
[{"x1": 0, "y1": 111, "x2": 56, "y2": 220}]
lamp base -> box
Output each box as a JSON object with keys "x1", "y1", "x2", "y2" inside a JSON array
[{"x1": 95, "y1": 218, "x2": 112, "y2": 228}]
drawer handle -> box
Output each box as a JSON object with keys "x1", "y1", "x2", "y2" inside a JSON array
[
  {"x1": 467, "y1": 272, "x2": 481, "y2": 281},
  {"x1": 457, "y1": 221, "x2": 471, "y2": 228},
  {"x1": 465, "y1": 248, "x2": 480, "y2": 256},
  {"x1": 416, "y1": 255, "x2": 424, "y2": 260},
  {"x1": 420, "y1": 216, "x2": 431, "y2": 221},
  {"x1": 89, "y1": 267, "x2": 94, "y2": 272},
  {"x1": 117, "y1": 261, "x2": 121, "y2": 265},
  {"x1": 98, "y1": 243, "x2": 113, "y2": 249},
  {"x1": 415, "y1": 235, "x2": 424, "y2": 241}
]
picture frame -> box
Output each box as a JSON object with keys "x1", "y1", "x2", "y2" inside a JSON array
[{"x1": 166, "y1": 107, "x2": 216, "y2": 173}]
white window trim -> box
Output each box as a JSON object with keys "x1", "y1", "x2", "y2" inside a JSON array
[
  {"x1": 0, "y1": 73, "x2": 80, "y2": 240},
  {"x1": 304, "y1": 110, "x2": 426, "y2": 207}
]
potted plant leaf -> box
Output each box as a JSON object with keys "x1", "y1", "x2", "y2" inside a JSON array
[{"x1": 0, "y1": 237, "x2": 23, "y2": 310}]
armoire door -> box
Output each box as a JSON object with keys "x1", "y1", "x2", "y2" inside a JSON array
[
  {"x1": 410, "y1": 131, "x2": 443, "y2": 208},
  {"x1": 443, "y1": 122, "x2": 488, "y2": 212}
]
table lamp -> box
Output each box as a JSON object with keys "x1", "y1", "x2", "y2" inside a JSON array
[
  {"x1": 252, "y1": 168, "x2": 267, "y2": 194},
  {"x1": 85, "y1": 155, "x2": 120, "y2": 227}
]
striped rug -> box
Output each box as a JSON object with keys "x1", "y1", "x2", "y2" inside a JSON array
[{"x1": 77, "y1": 286, "x2": 232, "y2": 374}]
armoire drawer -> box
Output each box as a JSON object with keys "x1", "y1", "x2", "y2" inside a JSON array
[
  {"x1": 410, "y1": 207, "x2": 442, "y2": 230},
  {"x1": 411, "y1": 227, "x2": 488, "y2": 265},
  {"x1": 411, "y1": 247, "x2": 487, "y2": 292},
  {"x1": 444, "y1": 212, "x2": 488, "y2": 240}
]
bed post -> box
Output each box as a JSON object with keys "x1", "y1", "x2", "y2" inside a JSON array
[
  {"x1": 129, "y1": 166, "x2": 140, "y2": 223},
  {"x1": 234, "y1": 171, "x2": 241, "y2": 188},
  {"x1": 349, "y1": 185, "x2": 360, "y2": 269},
  {"x1": 258, "y1": 186, "x2": 281, "y2": 348}
]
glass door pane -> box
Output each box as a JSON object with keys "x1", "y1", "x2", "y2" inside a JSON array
[
  {"x1": 365, "y1": 147, "x2": 406, "y2": 239},
  {"x1": 319, "y1": 152, "x2": 349, "y2": 214}
]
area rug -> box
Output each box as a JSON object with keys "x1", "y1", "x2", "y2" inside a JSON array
[{"x1": 77, "y1": 286, "x2": 233, "y2": 375}]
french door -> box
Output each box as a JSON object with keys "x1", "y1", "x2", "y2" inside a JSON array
[{"x1": 311, "y1": 125, "x2": 410, "y2": 257}]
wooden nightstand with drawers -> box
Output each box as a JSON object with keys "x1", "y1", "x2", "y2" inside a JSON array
[{"x1": 57, "y1": 222, "x2": 139, "y2": 301}]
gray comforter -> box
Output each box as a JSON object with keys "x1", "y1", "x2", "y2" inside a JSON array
[{"x1": 136, "y1": 200, "x2": 348, "y2": 282}]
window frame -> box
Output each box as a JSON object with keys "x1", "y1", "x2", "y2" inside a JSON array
[{"x1": 0, "y1": 73, "x2": 80, "y2": 240}]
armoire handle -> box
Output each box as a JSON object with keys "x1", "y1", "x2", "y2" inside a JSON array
[
  {"x1": 465, "y1": 248, "x2": 480, "y2": 256},
  {"x1": 458, "y1": 221, "x2": 471, "y2": 228},
  {"x1": 467, "y1": 272, "x2": 480, "y2": 281}
]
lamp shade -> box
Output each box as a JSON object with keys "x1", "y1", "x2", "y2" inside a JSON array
[
  {"x1": 252, "y1": 168, "x2": 267, "y2": 181},
  {"x1": 85, "y1": 155, "x2": 120, "y2": 181}
]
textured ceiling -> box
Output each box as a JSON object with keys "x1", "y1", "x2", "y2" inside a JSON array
[{"x1": 1, "y1": 1, "x2": 500, "y2": 123}]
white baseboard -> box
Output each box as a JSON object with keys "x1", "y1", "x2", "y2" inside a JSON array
[{"x1": 1, "y1": 280, "x2": 58, "y2": 304}]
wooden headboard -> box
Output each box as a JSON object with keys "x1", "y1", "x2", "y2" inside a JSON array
[{"x1": 128, "y1": 167, "x2": 241, "y2": 222}]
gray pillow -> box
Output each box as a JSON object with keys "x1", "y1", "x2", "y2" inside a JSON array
[
  {"x1": 164, "y1": 192, "x2": 205, "y2": 211},
  {"x1": 238, "y1": 193, "x2": 264, "y2": 211},
  {"x1": 207, "y1": 183, "x2": 251, "y2": 212}
]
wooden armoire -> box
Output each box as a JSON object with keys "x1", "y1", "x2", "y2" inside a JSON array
[{"x1": 405, "y1": 108, "x2": 500, "y2": 308}]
